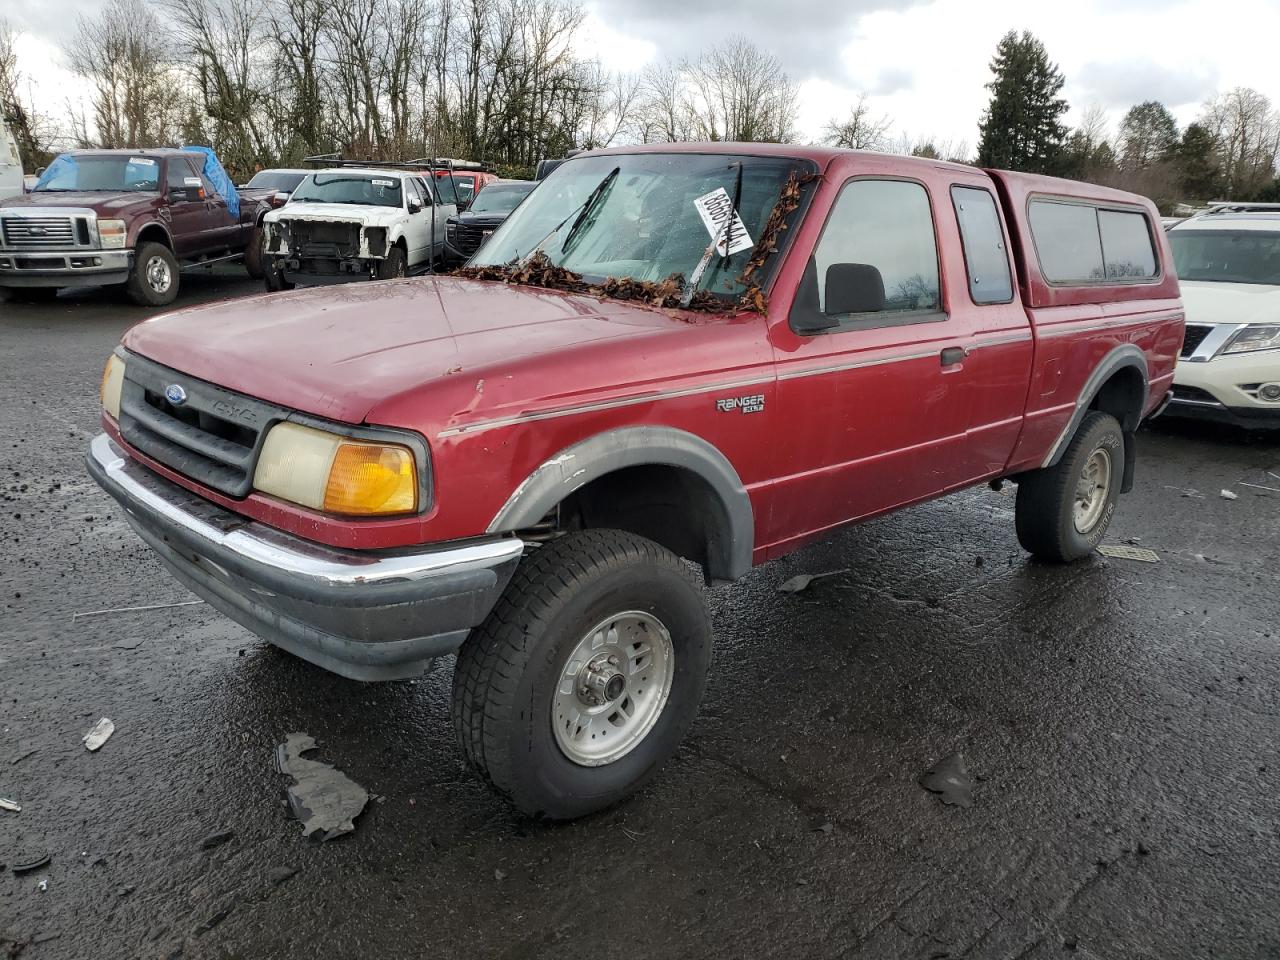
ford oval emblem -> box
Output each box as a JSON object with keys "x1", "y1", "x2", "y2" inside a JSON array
[{"x1": 165, "y1": 384, "x2": 188, "y2": 406}]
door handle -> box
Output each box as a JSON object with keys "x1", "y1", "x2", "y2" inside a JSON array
[{"x1": 940, "y1": 347, "x2": 967, "y2": 366}]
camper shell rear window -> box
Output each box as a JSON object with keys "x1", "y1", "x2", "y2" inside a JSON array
[{"x1": 1028, "y1": 197, "x2": 1159, "y2": 285}]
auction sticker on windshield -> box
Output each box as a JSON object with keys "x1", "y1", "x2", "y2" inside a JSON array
[
  {"x1": 373, "y1": 179, "x2": 396, "y2": 187},
  {"x1": 694, "y1": 187, "x2": 753, "y2": 257},
  {"x1": 129, "y1": 157, "x2": 157, "y2": 166}
]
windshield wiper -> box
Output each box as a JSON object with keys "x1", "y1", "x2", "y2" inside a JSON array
[
  {"x1": 681, "y1": 161, "x2": 744, "y2": 308},
  {"x1": 519, "y1": 166, "x2": 620, "y2": 265}
]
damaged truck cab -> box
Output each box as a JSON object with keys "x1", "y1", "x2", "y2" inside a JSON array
[{"x1": 88, "y1": 144, "x2": 1182, "y2": 819}]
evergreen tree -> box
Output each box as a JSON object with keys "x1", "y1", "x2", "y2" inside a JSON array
[
  {"x1": 1118, "y1": 101, "x2": 1178, "y2": 170},
  {"x1": 1176, "y1": 122, "x2": 1224, "y2": 201},
  {"x1": 976, "y1": 31, "x2": 1069, "y2": 174}
]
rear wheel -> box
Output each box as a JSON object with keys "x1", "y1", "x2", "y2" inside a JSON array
[
  {"x1": 1015, "y1": 411, "x2": 1124, "y2": 562},
  {"x1": 125, "y1": 241, "x2": 179, "y2": 306},
  {"x1": 377, "y1": 246, "x2": 407, "y2": 280},
  {"x1": 452, "y1": 530, "x2": 712, "y2": 819}
]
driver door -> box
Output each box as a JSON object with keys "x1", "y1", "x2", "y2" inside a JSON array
[{"x1": 163, "y1": 157, "x2": 209, "y2": 258}]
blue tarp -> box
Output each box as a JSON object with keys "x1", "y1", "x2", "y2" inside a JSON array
[
  {"x1": 34, "y1": 155, "x2": 76, "y2": 190},
  {"x1": 183, "y1": 145, "x2": 240, "y2": 219}
]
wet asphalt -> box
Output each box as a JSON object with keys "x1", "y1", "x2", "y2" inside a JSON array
[{"x1": 2, "y1": 272, "x2": 1279, "y2": 959}]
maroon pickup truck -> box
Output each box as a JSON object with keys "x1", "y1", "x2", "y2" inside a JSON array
[
  {"x1": 0, "y1": 148, "x2": 266, "y2": 305},
  {"x1": 88, "y1": 143, "x2": 1183, "y2": 819}
]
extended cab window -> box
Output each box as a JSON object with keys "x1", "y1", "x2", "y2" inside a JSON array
[
  {"x1": 951, "y1": 186, "x2": 1013, "y2": 304},
  {"x1": 1030, "y1": 199, "x2": 1158, "y2": 284},
  {"x1": 810, "y1": 179, "x2": 941, "y2": 323}
]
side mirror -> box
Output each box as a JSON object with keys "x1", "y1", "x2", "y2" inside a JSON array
[
  {"x1": 35, "y1": 166, "x2": 46, "y2": 177},
  {"x1": 824, "y1": 263, "x2": 885, "y2": 315},
  {"x1": 167, "y1": 188, "x2": 188, "y2": 202},
  {"x1": 273, "y1": 191, "x2": 290, "y2": 206},
  {"x1": 407, "y1": 199, "x2": 423, "y2": 214}
]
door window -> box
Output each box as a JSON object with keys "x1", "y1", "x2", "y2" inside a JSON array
[
  {"x1": 951, "y1": 186, "x2": 1013, "y2": 304},
  {"x1": 807, "y1": 178, "x2": 942, "y2": 328}
]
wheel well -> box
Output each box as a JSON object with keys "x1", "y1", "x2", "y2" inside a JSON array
[
  {"x1": 135, "y1": 224, "x2": 172, "y2": 250},
  {"x1": 1087, "y1": 365, "x2": 1146, "y2": 432},
  {"x1": 554, "y1": 465, "x2": 733, "y2": 583}
]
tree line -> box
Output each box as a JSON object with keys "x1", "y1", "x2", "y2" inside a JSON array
[{"x1": 2, "y1": 8, "x2": 1277, "y2": 207}]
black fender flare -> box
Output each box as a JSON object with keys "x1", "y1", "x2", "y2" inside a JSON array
[
  {"x1": 487, "y1": 426, "x2": 754, "y2": 582},
  {"x1": 1043, "y1": 344, "x2": 1148, "y2": 493}
]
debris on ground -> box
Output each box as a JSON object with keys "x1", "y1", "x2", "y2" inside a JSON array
[
  {"x1": 1220, "y1": 489, "x2": 1238, "y2": 501},
  {"x1": 1097, "y1": 545, "x2": 1161, "y2": 563},
  {"x1": 114, "y1": 637, "x2": 146, "y2": 650},
  {"x1": 199, "y1": 829, "x2": 234, "y2": 850},
  {"x1": 777, "y1": 570, "x2": 844, "y2": 594},
  {"x1": 12, "y1": 852, "x2": 51, "y2": 874},
  {"x1": 0, "y1": 798, "x2": 20, "y2": 813},
  {"x1": 10, "y1": 748, "x2": 37, "y2": 765},
  {"x1": 274, "y1": 733, "x2": 369, "y2": 842},
  {"x1": 267, "y1": 866, "x2": 296, "y2": 885},
  {"x1": 919, "y1": 753, "x2": 975, "y2": 808},
  {"x1": 812, "y1": 821, "x2": 835, "y2": 835},
  {"x1": 71, "y1": 599, "x2": 204, "y2": 622},
  {"x1": 493, "y1": 868, "x2": 507, "y2": 881},
  {"x1": 82, "y1": 718, "x2": 115, "y2": 751},
  {"x1": 36, "y1": 878, "x2": 48, "y2": 892},
  {"x1": 1164, "y1": 485, "x2": 1203, "y2": 498},
  {"x1": 1240, "y1": 482, "x2": 1279, "y2": 494}
]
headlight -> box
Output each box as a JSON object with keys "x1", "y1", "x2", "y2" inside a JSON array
[
  {"x1": 253, "y1": 422, "x2": 419, "y2": 516},
  {"x1": 1222, "y1": 324, "x2": 1280, "y2": 355},
  {"x1": 101, "y1": 354, "x2": 125, "y2": 419},
  {"x1": 98, "y1": 219, "x2": 127, "y2": 249}
]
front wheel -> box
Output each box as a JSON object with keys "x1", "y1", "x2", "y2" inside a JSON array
[
  {"x1": 1015, "y1": 411, "x2": 1125, "y2": 562},
  {"x1": 376, "y1": 246, "x2": 407, "y2": 280},
  {"x1": 125, "y1": 241, "x2": 179, "y2": 306},
  {"x1": 452, "y1": 530, "x2": 712, "y2": 819},
  {"x1": 263, "y1": 258, "x2": 294, "y2": 292}
]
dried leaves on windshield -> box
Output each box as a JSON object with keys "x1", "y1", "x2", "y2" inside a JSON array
[{"x1": 454, "y1": 166, "x2": 816, "y2": 316}]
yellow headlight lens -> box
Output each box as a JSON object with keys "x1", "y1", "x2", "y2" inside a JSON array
[
  {"x1": 252, "y1": 422, "x2": 418, "y2": 516},
  {"x1": 323, "y1": 443, "x2": 417, "y2": 515},
  {"x1": 101, "y1": 355, "x2": 125, "y2": 419}
]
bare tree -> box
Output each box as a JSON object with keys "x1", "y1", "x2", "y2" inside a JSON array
[
  {"x1": 0, "y1": 18, "x2": 57, "y2": 166},
  {"x1": 637, "y1": 59, "x2": 696, "y2": 143},
  {"x1": 686, "y1": 37, "x2": 798, "y2": 143},
  {"x1": 577, "y1": 63, "x2": 641, "y2": 149},
  {"x1": 67, "y1": 0, "x2": 183, "y2": 148},
  {"x1": 1200, "y1": 87, "x2": 1280, "y2": 197},
  {"x1": 824, "y1": 94, "x2": 892, "y2": 151}
]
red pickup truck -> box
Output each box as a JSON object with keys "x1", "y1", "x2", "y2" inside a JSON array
[{"x1": 88, "y1": 144, "x2": 1182, "y2": 819}]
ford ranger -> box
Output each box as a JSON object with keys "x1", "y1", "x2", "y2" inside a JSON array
[
  {"x1": 88, "y1": 144, "x2": 1183, "y2": 819},
  {"x1": 0, "y1": 148, "x2": 267, "y2": 305}
]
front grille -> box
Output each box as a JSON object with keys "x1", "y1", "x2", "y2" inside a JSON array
[
  {"x1": 451, "y1": 222, "x2": 493, "y2": 258},
  {"x1": 1181, "y1": 324, "x2": 1213, "y2": 358},
  {"x1": 117, "y1": 354, "x2": 289, "y2": 497},
  {"x1": 284, "y1": 219, "x2": 360, "y2": 259},
  {"x1": 2, "y1": 216, "x2": 77, "y2": 249}
]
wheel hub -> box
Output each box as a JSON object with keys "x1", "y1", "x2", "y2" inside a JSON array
[
  {"x1": 1073, "y1": 446, "x2": 1112, "y2": 533},
  {"x1": 552, "y1": 611, "x2": 675, "y2": 767}
]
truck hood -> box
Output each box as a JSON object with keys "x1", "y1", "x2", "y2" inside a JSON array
[
  {"x1": 122, "y1": 276, "x2": 722, "y2": 426},
  {"x1": 0, "y1": 190, "x2": 160, "y2": 217},
  {"x1": 1180, "y1": 280, "x2": 1280, "y2": 327},
  {"x1": 265, "y1": 202, "x2": 404, "y2": 227}
]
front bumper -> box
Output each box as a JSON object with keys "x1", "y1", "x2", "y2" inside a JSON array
[
  {"x1": 0, "y1": 247, "x2": 131, "y2": 287},
  {"x1": 87, "y1": 434, "x2": 524, "y2": 680},
  {"x1": 1170, "y1": 350, "x2": 1280, "y2": 429},
  {"x1": 276, "y1": 255, "x2": 377, "y2": 286}
]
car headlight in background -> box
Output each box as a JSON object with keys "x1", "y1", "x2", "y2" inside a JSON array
[
  {"x1": 100, "y1": 354, "x2": 125, "y2": 418},
  {"x1": 97, "y1": 219, "x2": 127, "y2": 249},
  {"x1": 253, "y1": 422, "x2": 419, "y2": 516},
  {"x1": 1222, "y1": 324, "x2": 1280, "y2": 355}
]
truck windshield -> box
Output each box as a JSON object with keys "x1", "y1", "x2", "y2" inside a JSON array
[
  {"x1": 34, "y1": 154, "x2": 161, "y2": 192},
  {"x1": 290, "y1": 174, "x2": 403, "y2": 208},
  {"x1": 1170, "y1": 229, "x2": 1280, "y2": 285},
  {"x1": 469, "y1": 183, "x2": 535, "y2": 215},
  {"x1": 471, "y1": 153, "x2": 803, "y2": 299}
]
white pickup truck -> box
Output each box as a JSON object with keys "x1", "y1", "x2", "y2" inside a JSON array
[{"x1": 261, "y1": 167, "x2": 456, "y2": 288}]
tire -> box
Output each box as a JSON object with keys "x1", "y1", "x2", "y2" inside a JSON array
[
  {"x1": 125, "y1": 241, "x2": 179, "y2": 306},
  {"x1": 452, "y1": 530, "x2": 712, "y2": 820},
  {"x1": 243, "y1": 225, "x2": 265, "y2": 280},
  {"x1": 377, "y1": 246, "x2": 407, "y2": 280},
  {"x1": 1015, "y1": 411, "x2": 1125, "y2": 562},
  {"x1": 263, "y1": 259, "x2": 294, "y2": 292}
]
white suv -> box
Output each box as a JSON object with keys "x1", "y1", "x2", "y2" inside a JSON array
[
  {"x1": 1166, "y1": 203, "x2": 1280, "y2": 430},
  {"x1": 261, "y1": 167, "x2": 455, "y2": 288}
]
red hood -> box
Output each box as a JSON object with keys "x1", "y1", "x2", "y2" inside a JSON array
[
  {"x1": 2, "y1": 190, "x2": 161, "y2": 218},
  {"x1": 122, "y1": 277, "x2": 734, "y2": 426}
]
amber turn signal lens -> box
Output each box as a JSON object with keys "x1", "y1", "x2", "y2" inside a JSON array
[
  {"x1": 322, "y1": 442, "x2": 417, "y2": 515},
  {"x1": 101, "y1": 355, "x2": 125, "y2": 419}
]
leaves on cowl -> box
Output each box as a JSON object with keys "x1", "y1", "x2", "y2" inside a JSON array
[{"x1": 735, "y1": 169, "x2": 817, "y2": 313}]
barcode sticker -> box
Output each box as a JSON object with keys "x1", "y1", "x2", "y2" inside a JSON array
[{"x1": 694, "y1": 187, "x2": 753, "y2": 256}]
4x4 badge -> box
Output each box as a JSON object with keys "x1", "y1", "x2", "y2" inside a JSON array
[{"x1": 715, "y1": 394, "x2": 765, "y2": 414}]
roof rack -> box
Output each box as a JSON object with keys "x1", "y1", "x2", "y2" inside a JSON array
[
  {"x1": 1200, "y1": 201, "x2": 1280, "y2": 215},
  {"x1": 301, "y1": 154, "x2": 440, "y2": 170}
]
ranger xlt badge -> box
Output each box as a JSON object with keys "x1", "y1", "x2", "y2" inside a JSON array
[{"x1": 716, "y1": 394, "x2": 765, "y2": 414}]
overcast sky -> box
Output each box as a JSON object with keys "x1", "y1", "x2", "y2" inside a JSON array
[{"x1": 9, "y1": 0, "x2": 1280, "y2": 150}]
